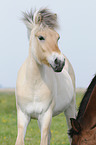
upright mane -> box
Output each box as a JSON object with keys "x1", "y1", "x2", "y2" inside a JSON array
[
  {"x1": 22, "y1": 8, "x2": 58, "y2": 39},
  {"x1": 77, "y1": 74, "x2": 96, "y2": 121},
  {"x1": 69, "y1": 74, "x2": 96, "y2": 137},
  {"x1": 37, "y1": 9, "x2": 58, "y2": 28},
  {"x1": 22, "y1": 8, "x2": 58, "y2": 28}
]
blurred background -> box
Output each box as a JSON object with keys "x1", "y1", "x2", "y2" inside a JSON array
[{"x1": 0, "y1": 0, "x2": 96, "y2": 88}]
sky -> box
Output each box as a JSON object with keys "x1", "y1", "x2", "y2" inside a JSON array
[{"x1": 0, "y1": 0, "x2": 96, "y2": 88}]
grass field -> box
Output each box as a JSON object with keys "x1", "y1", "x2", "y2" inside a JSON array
[{"x1": 0, "y1": 91, "x2": 84, "y2": 145}]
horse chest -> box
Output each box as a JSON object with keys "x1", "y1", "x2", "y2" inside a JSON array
[
  {"x1": 53, "y1": 87, "x2": 73, "y2": 116},
  {"x1": 19, "y1": 96, "x2": 53, "y2": 119},
  {"x1": 18, "y1": 82, "x2": 53, "y2": 118},
  {"x1": 52, "y1": 71, "x2": 74, "y2": 115},
  {"x1": 17, "y1": 64, "x2": 74, "y2": 118},
  {"x1": 23, "y1": 102, "x2": 47, "y2": 118}
]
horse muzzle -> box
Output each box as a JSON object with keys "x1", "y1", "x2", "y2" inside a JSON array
[{"x1": 50, "y1": 58, "x2": 65, "y2": 72}]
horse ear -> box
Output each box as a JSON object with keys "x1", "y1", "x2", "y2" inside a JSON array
[
  {"x1": 70, "y1": 118, "x2": 81, "y2": 133},
  {"x1": 35, "y1": 13, "x2": 42, "y2": 24}
]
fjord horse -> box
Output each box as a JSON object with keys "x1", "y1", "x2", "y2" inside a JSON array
[
  {"x1": 15, "y1": 8, "x2": 76, "y2": 145},
  {"x1": 69, "y1": 75, "x2": 96, "y2": 145}
]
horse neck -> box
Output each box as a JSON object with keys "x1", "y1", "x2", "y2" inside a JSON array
[
  {"x1": 77, "y1": 75, "x2": 96, "y2": 121},
  {"x1": 81, "y1": 85, "x2": 96, "y2": 129},
  {"x1": 27, "y1": 36, "x2": 47, "y2": 83},
  {"x1": 27, "y1": 51, "x2": 45, "y2": 82}
]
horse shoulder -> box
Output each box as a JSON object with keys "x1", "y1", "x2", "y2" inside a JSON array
[{"x1": 16, "y1": 58, "x2": 28, "y2": 97}]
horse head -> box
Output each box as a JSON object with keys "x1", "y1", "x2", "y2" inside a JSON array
[
  {"x1": 69, "y1": 84, "x2": 96, "y2": 145},
  {"x1": 22, "y1": 8, "x2": 65, "y2": 72}
]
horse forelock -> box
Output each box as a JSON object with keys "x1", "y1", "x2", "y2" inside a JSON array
[
  {"x1": 22, "y1": 8, "x2": 58, "y2": 30},
  {"x1": 68, "y1": 127, "x2": 80, "y2": 138},
  {"x1": 37, "y1": 8, "x2": 58, "y2": 29}
]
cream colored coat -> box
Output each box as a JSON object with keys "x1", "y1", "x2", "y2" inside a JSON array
[{"x1": 15, "y1": 25, "x2": 76, "y2": 145}]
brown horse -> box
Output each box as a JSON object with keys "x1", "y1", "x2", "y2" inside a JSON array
[{"x1": 69, "y1": 75, "x2": 96, "y2": 145}]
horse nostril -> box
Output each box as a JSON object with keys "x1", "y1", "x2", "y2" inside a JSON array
[
  {"x1": 54, "y1": 58, "x2": 58, "y2": 64},
  {"x1": 54, "y1": 58, "x2": 60, "y2": 64},
  {"x1": 54, "y1": 57, "x2": 65, "y2": 68}
]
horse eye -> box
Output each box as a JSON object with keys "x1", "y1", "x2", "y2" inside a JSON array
[
  {"x1": 38, "y1": 36, "x2": 45, "y2": 41},
  {"x1": 57, "y1": 36, "x2": 60, "y2": 41}
]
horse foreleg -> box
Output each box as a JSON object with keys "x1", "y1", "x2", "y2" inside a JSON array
[
  {"x1": 15, "y1": 106, "x2": 30, "y2": 145},
  {"x1": 48, "y1": 130, "x2": 51, "y2": 145},
  {"x1": 64, "y1": 96, "x2": 76, "y2": 144},
  {"x1": 38, "y1": 109, "x2": 52, "y2": 145},
  {"x1": 38, "y1": 120, "x2": 51, "y2": 145}
]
